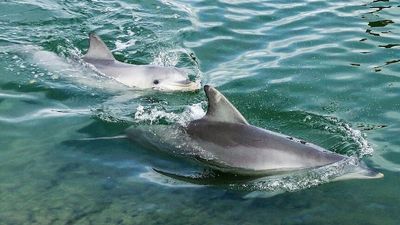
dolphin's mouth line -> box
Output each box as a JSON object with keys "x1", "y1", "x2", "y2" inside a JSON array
[{"x1": 158, "y1": 81, "x2": 201, "y2": 92}]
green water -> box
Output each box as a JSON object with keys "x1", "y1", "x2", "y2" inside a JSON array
[{"x1": 1, "y1": 0, "x2": 400, "y2": 224}]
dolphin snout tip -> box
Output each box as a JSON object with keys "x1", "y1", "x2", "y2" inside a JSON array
[
  {"x1": 183, "y1": 80, "x2": 201, "y2": 91},
  {"x1": 188, "y1": 82, "x2": 201, "y2": 92},
  {"x1": 167, "y1": 80, "x2": 201, "y2": 92}
]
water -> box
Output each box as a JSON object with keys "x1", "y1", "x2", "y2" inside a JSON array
[{"x1": 0, "y1": 0, "x2": 399, "y2": 224}]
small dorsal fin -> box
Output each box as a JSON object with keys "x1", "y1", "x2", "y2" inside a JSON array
[
  {"x1": 83, "y1": 33, "x2": 115, "y2": 61},
  {"x1": 202, "y1": 85, "x2": 249, "y2": 125}
]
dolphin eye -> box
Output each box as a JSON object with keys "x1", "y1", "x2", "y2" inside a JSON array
[{"x1": 153, "y1": 80, "x2": 159, "y2": 85}]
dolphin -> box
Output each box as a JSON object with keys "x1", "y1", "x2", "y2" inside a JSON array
[
  {"x1": 82, "y1": 33, "x2": 200, "y2": 91},
  {"x1": 126, "y1": 85, "x2": 383, "y2": 182}
]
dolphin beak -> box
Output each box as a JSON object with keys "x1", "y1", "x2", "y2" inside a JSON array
[{"x1": 165, "y1": 80, "x2": 201, "y2": 92}]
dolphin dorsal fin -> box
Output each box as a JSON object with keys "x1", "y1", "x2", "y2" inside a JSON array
[
  {"x1": 203, "y1": 85, "x2": 249, "y2": 125},
  {"x1": 83, "y1": 33, "x2": 115, "y2": 61}
]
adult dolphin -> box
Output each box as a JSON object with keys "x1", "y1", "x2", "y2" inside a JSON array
[
  {"x1": 82, "y1": 33, "x2": 200, "y2": 91},
  {"x1": 126, "y1": 85, "x2": 383, "y2": 182}
]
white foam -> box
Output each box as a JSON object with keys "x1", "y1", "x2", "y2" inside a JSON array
[
  {"x1": 114, "y1": 39, "x2": 137, "y2": 52},
  {"x1": 134, "y1": 105, "x2": 179, "y2": 124},
  {"x1": 0, "y1": 108, "x2": 90, "y2": 123},
  {"x1": 133, "y1": 102, "x2": 206, "y2": 125},
  {"x1": 151, "y1": 50, "x2": 180, "y2": 67},
  {"x1": 231, "y1": 157, "x2": 360, "y2": 192},
  {"x1": 325, "y1": 116, "x2": 374, "y2": 157},
  {"x1": 268, "y1": 76, "x2": 293, "y2": 84}
]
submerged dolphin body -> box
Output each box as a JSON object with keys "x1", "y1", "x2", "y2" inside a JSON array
[
  {"x1": 126, "y1": 86, "x2": 383, "y2": 182},
  {"x1": 82, "y1": 33, "x2": 199, "y2": 91}
]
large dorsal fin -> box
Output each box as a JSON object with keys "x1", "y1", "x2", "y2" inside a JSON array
[
  {"x1": 202, "y1": 85, "x2": 249, "y2": 125},
  {"x1": 83, "y1": 33, "x2": 115, "y2": 61}
]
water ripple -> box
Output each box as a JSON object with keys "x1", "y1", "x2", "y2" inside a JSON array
[{"x1": 0, "y1": 0, "x2": 399, "y2": 223}]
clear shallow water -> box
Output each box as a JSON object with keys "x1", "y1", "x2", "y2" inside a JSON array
[{"x1": 0, "y1": 0, "x2": 399, "y2": 224}]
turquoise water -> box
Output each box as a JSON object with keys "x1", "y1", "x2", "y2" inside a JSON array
[{"x1": 1, "y1": 0, "x2": 400, "y2": 224}]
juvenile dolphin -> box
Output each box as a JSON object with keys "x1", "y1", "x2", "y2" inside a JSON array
[
  {"x1": 82, "y1": 33, "x2": 200, "y2": 91},
  {"x1": 126, "y1": 85, "x2": 383, "y2": 181}
]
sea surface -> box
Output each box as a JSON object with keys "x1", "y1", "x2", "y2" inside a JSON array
[{"x1": 0, "y1": 0, "x2": 399, "y2": 224}]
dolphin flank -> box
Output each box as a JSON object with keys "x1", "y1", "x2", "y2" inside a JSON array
[
  {"x1": 82, "y1": 33, "x2": 200, "y2": 91},
  {"x1": 126, "y1": 85, "x2": 383, "y2": 182},
  {"x1": 185, "y1": 85, "x2": 383, "y2": 178}
]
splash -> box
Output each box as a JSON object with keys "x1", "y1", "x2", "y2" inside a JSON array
[
  {"x1": 151, "y1": 49, "x2": 180, "y2": 67},
  {"x1": 134, "y1": 105, "x2": 179, "y2": 124},
  {"x1": 114, "y1": 39, "x2": 137, "y2": 52},
  {"x1": 230, "y1": 157, "x2": 360, "y2": 193},
  {"x1": 301, "y1": 113, "x2": 374, "y2": 158},
  {"x1": 324, "y1": 116, "x2": 374, "y2": 157},
  {"x1": 340, "y1": 123, "x2": 373, "y2": 157},
  {"x1": 133, "y1": 102, "x2": 206, "y2": 125}
]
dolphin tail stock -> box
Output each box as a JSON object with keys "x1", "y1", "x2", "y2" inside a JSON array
[
  {"x1": 83, "y1": 33, "x2": 115, "y2": 61},
  {"x1": 333, "y1": 162, "x2": 384, "y2": 182}
]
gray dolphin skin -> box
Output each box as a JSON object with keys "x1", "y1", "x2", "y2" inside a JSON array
[
  {"x1": 185, "y1": 85, "x2": 383, "y2": 178},
  {"x1": 82, "y1": 33, "x2": 200, "y2": 91},
  {"x1": 127, "y1": 85, "x2": 383, "y2": 182}
]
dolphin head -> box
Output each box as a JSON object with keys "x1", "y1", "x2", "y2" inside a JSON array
[
  {"x1": 83, "y1": 33, "x2": 200, "y2": 92},
  {"x1": 148, "y1": 67, "x2": 200, "y2": 92}
]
